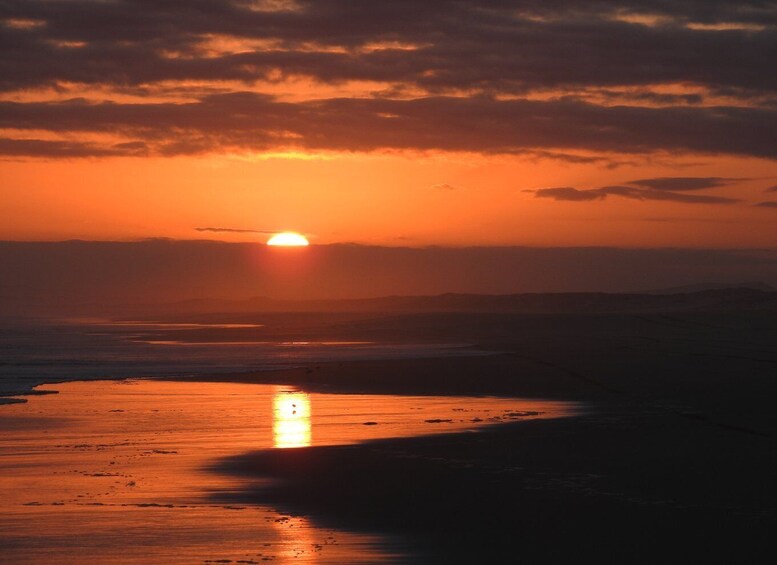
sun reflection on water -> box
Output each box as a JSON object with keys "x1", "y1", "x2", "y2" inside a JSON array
[{"x1": 273, "y1": 388, "x2": 312, "y2": 448}]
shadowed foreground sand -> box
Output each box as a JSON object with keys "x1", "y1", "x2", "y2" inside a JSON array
[{"x1": 194, "y1": 311, "x2": 777, "y2": 563}]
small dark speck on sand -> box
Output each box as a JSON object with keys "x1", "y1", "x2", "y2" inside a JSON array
[{"x1": 362, "y1": 421, "x2": 378, "y2": 425}]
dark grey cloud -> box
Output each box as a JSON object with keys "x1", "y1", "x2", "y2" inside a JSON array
[
  {"x1": 765, "y1": 185, "x2": 777, "y2": 192},
  {"x1": 2, "y1": 94, "x2": 777, "y2": 158},
  {"x1": 2, "y1": 1, "x2": 777, "y2": 159},
  {"x1": 0, "y1": 138, "x2": 149, "y2": 158},
  {"x1": 627, "y1": 177, "x2": 746, "y2": 191},
  {"x1": 601, "y1": 186, "x2": 740, "y2": 204},
  {"x1": 754, "y1": 201, "x2": 777, "y2": 208},
  {"x1": 2, "y1": 1, "x2": 776, "y2": 94},
  {"x1": 533, "y1": 187, "x2": 607, "y2": 202},
  {"x1": 534, "y1": 186, "x2": 739, "y2": 204},
  {"x1": 532, "y1": 175, "x2": 744, "y2": 204}
]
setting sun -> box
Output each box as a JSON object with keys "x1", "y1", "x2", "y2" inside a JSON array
[{"x1": 267, "y1": 232, "x2": 309, "y2": 246}]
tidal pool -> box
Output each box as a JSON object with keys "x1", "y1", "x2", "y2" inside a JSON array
[{"x1": 0, "y1": 379, "x2": 576, "y2": 564}]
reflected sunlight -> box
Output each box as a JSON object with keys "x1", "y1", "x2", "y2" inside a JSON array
[{"x1": 273, "y1": 388, "x2": 312, "y2": 448}]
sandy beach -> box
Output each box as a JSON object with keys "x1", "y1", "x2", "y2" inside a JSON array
[{"x1": 1, "y1": 308, "x2": 776, "y2": 563}]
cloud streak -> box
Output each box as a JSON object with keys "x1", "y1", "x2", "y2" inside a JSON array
[
  {"x1": 626, "y1": 177, "x2": 747, "y2": 191},
  {"x1": 194, "y1": 227, "x2": 276, "y2": 234},
  {"x1": 531, "y1": 176, "x2": 743, "y2": 204}
]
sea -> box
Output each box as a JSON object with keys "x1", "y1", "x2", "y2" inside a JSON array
[{"x1": 0, "y1": 317, "x2": 472, "y2": 399}]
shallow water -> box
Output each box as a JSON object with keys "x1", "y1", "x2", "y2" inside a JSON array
[
  {"x1": 0, "y1": 379, "x2": 575, "y2": 564},
  {"x1": 0, "y1": 319, "x2": 480, "y2": 397}
]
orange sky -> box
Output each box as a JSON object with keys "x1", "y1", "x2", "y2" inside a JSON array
[
  {"x1": 2, "y1": 1, "x2": 777, "y2": 248},
  {"x1": 2, "y1": 151, "x2": 777, "y2": 247}
]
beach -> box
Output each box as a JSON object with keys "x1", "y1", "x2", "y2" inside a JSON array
[{"x1": 1, "y1": 308, "x2": 775, "y2": 562}]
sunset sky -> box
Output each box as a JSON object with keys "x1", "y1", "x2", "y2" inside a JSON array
[{"x1": 2, "y1": 0, "x2": 777, "y2": 248}]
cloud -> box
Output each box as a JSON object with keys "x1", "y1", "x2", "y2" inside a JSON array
[
  {"x1": 754, "y1": 201, "x2": 777, "y2": 208},
  {"x1": 194, "y1": 227, "x2": 276, "y2": 234},
  {"x1": 599, "y1": 185, "x2": 740, "y2": 204},
  {"x1": 765, "y1": 185, "x2": 777, "y2": 192},
  {"x1": 530, "y1": 176, "x2": 742, "y2": 204},
  {"x1": 533, "y1": 187, "x2": 607, "y2": 201},
  {"x1": 1, "y1": 1, "x2": 775, "y2": 95},
  {"x1": 431, "y1": 183, "x2": 463, "y2": 191},
  {"x1": 2, "y1": 94, "x2": 776, "y2": 159},
  {"x1": 0, "y1": 138, "x2": 148, "y2": 158},
  {"x1": 627, "y1": 177, "x2": 746, "y2": 191},
  {"x1": 0, "y1": 0, "x2": 776, "y2": 160}
]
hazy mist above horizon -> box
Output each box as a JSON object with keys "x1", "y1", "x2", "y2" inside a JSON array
[{"x1": 2, "y1": 240, "x2": 776, "y2": 316}]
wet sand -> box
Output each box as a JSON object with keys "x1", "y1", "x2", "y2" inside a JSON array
[{"x1": 0, "y1": 379, "x2": 572, "y2": 564}]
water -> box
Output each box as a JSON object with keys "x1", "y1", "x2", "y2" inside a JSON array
[
  {"x1": 0, "y1": 319, "x2": 477, "y2": 398},
  {"x1": 0, "y1": 379, "x2": 576, "y2": 564},
  {"x1": 0, "y1": 318, "x2": 576, "y2": 562}
]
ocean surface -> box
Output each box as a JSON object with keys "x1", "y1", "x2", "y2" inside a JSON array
[
  {"x1": 0, "y1": 344, "x2": 576, "y2": 563},
  {"x1": 0, "y1": 318, "x2": 477, "y2": 399}
]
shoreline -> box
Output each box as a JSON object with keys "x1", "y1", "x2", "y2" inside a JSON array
[
  {"x1": 172, "y1": 352, "x2": 612, "y2": 401},
  {"x1": 3, "y1": 309, "x2": 777, "y2": 562}
]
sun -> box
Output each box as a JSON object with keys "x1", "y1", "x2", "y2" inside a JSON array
[{"x1": 267, "y1": 232, "x2": 309, "y2": 246}]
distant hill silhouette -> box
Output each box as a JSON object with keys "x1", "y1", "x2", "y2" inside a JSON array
[
  {"x1": 643, "y1": 282, "x2": 775, "y2": 294},
  {"x1": 124, "y1": 287, "x2": 777, "y2": 317},
  {"x1": 3, "y1": 241, "x2": 777, "y2": 317}
]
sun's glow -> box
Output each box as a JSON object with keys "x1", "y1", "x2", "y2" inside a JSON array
[
  {"x1": 273, "y1": 390, "x2": 311, "y2": 448},
  {"x1": 267, "y1": 232, "x2": 309, "y2": 246}
]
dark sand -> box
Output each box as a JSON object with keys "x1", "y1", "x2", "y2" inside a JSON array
[{"x1": 189, "y1": 311, "x2": 777, "y2": 563}]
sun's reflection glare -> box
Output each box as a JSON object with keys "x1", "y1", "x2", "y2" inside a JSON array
[{"x1": 273, "y1": 388, "x2": 312, "y2": 448}]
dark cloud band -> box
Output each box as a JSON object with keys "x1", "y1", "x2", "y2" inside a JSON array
[
  {"x1": 2, "y1": 0, "x2": 776, "y2": 159},
  {"x1": 2, "y1": 94, "x2": 776, "y2": 158}
]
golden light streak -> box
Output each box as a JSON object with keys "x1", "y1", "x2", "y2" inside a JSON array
[{"x1": 272, "y1": 389, "x2": 312, "y2": 448}]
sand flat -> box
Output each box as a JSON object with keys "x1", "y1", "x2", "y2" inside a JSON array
[{"x1": 0, "y1": 379, "x2": 574, "y2": 564}]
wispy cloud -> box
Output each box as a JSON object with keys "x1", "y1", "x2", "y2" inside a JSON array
[
  {"x1": 530, "y1": 177, "x2": 742, "y2": 205},
  {"x1": 431, "y1": 183, "x2": 464, "y2": 191},
  {"x1": 626, "y1": 177, "x2": 747, "y2": 191},
  {"x1": 532, "y1": 187, "x2": 606, "y2": 202},
  {"x1": 194, "y1": 227, "x2": 276, "y2": 234}
]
